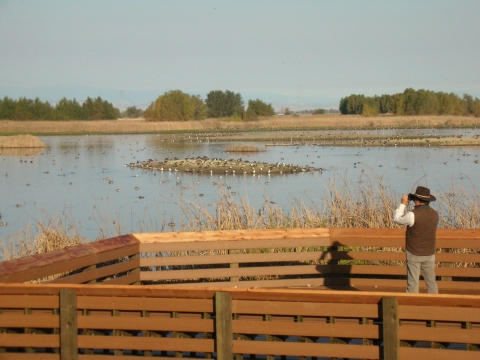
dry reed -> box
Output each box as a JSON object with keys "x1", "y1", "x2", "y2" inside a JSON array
[
  {"x1": 0, "y1": 134, "x2": 45, "y2": 148},
  {"x1": 1, "y1": 171, "x2": 479, "y2": 269},
  {"x1": 2, "y1": 115, "x2": 480, "y2": 134},
  {"x1": 226, "y1": 144, "x2": 265, "y2": 152}
]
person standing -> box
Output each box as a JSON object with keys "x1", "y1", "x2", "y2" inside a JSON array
[{"x1": 393, "y1": 186, "x2": 439, "y2": 294}]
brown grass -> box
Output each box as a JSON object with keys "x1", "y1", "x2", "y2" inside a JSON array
[
  {"x1": 1, "y1": 115, "x2": 480, "y2": 134},
  {"x1": 1, "y1": 170, "x2": 478, "y2": 268},
  {"x1": 226, "y1": 144, "x2": 265, "y2": 152},
  {"x1": 0, "y1": 134, "x2": 45, "y2": 148}
]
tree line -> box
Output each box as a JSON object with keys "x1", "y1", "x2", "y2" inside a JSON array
[
  {"x1": 339, "y1": 88, "x2": 480, "y2": 117},
  {"x1": 144, "y1": 90, "x2": 275, "y2": 121},
  {"x1": 0, "y1": 96, "x2": 120, "y2": 120}
]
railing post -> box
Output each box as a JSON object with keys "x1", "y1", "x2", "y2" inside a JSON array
[
  {"x1": 60, "y1": 288, "x2": 78, "y2": 360},
  {"x1": 229, "y1": 249, "x2": 240, "y2": 282},
  {"x1": 215, "y1": 291, "x2": 233, "y2": 360},
  {"x1": 382, "y1": 296, "x2": 399, "y2": 360}
]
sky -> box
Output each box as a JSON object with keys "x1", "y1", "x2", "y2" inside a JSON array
[{"x1": 1, "y1": 0, "x2": 479, "y2": 111}]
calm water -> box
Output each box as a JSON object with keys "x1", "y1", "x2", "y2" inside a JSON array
[{"x1": 1, "y1": 129, "x2": 480, "y2": 241}]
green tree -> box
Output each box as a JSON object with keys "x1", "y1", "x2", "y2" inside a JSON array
[
  {"x1": 145, "y1": 90, "x2": 206, "y2": 121},
  {"x1": 205, "y1": 90, "x2": 244, "y2": 118},
  {"x1": 247, "y1": 99, "x2": 275, "y2": 117}
]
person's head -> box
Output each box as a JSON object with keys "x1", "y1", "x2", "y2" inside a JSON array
[{"x1": 408, "y1": 186, "x2": 436, "y2": 205}]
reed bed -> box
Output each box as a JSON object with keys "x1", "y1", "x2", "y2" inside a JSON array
[
  {"x1": 226, "y1": 144, "x2": 265, "y2": 152},
  {"x1": 0, "y1": 134, "x2": 45, "y2": 148},
  {"x1": 2, "y1": 115, "x2": 480, "y2": 134},
  {"x1": 1, "y1": 173, "x2": 479, "y2": 267}
]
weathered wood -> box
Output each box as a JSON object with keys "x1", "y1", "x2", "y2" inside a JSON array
[
  {"x1": 382, "y1": 297, "x2": 399, "y2": 360},
  {"x1": 215, "y1": 292, "x2": 233, "y2": 360},
  {"x1": 60, "y1": 288, "x2": 78, "y2": 360}
]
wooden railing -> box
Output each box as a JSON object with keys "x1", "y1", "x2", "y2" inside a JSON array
[
  {"x1": 0, "y1": 228, "x2": 479, "y2": 294},
  {"x1": 0, "y1": 284, "x2": 479, "y2": 359}
]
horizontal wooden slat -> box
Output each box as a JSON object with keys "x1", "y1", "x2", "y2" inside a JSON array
[
  {"x1": 140, "y1": 238, "x2": 329, "y2": 253},
  {"x1": 233, "y1": 340, "x2": 380, "y2": 358},
  {"x1": 233, "y1": 300, "x2": 379, "y2": 318},
  {"x1": 400, "y1": 346, "x2": 480, "y2": 360},
  {"x1": 134, "y1": 228, "x2": 330, "y2": 243},
  {"x1": 51, "y1": 257, "x2": 140, "y2": 284},
  {"x1": 233, "y1": 319, "x2": 379, "y2": 338},
  {"x1": 77, "y1": 296, "x2": 213, "y2": 313},
  {"x1": 0, "y1": 295, "x2": 58, "y2": 309},
  {"x1": 399, "y1": 325, "x2": 480, "y2": 343},
  {"x1": 0, "y1": 355, "x2": 60, "y2": 360},
  {"x1": 400, "y1": 305, "x2": 480, "y2": 322},
  {"x1": 140, "y1": 250, "x2": 408, "y2": 267},
  {"x1": 0, "y1": 333, "x2": 59, "y2": 347},
  {"x1": 140, "y1": 264, "x2": 409, "y2": 282},
  {"x1": 78, "y1": 316, "x2": 213, "y2": 332},
  {"x1": 0, "y1": 314, "x2": 58, "y2": 328},
  {"x1": 78, "y1": 335, "x2": 214, "y2": 352}
]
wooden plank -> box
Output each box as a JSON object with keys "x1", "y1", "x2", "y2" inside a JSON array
[
  {"x1": 215, "y1": 292, "x2": 233, "y2": 360},
  {"x1": 140, "y1": 263, "x2": 408, "y2": 282},
  {"x1": 233, "y1": 300, "x2": 379, "y2": 318},
  {"x1": 51, "y1": 257, "x2": 141, "y2": 284},
  {"x1": 0, "y1": 314, "x2": 58, "y2": 328},
  {"x1": 78, "y1": 297, "x2": 208, "y2": 312},
  {"x1": 330, "y1": 228, "x2": 405, "y2": 240},
  {"x1": 0, "y1": 234, "x2": 139, "y2": 283},
  {"x1": 399, "y1": 305, "x2": 480, "y2": 322},
  {"x1": 77, "y1": 335, "x2": 214, "y2": 352},
  {"x1": 134, "y1": 228, "x2": 330, "y2": 243},
  {"x1": 233, "y1": 319, "x2": 379, "y2": 338},
  {"x1": 435, "y1": 267, "x2": 480, "y2": 277},
  {"x1": 232, "y1": 340, "x2": 380, "y2": 358},
  {"x1": 399, "y1": 325, "x2": 480, "y2": 343},
  {"x1": 400, "y1": 347, "x2": 480, "y2": 360},
  {"x1": 77, "y1": 296, "x2": 213, "y2": 313},
  {"x1": 139, "y1": 250, "x2": 409, "y2": 268},
  {"x1": 140, "y1": 238, "x2": 329, "y2": 253},
  {"x1": 78, "y1": 316, "x2": 213, "y2": 332},
  {"x1": 0, "y1": 333, "x2": 59, "y2": 347},
  {"x1": 0, "y1": 295, "x2": 59, "y2": 309},
  {"x1": 60, "y1": 288, "x2": 78, "y2": 360},
  {"x1": 382, "y1": 297, "x2": 399, "y2": 360},
  {"x1": 0, "y1": 354, "x2": 60, "y2": 360}
]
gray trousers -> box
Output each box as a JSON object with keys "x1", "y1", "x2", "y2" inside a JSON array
[{"x1": 406, "y1": 251, "x2": 438, "y2": 294}]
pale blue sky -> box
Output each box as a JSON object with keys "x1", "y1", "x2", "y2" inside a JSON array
[{"x1": 1, "y1": 0, "x2": 479, "y2": 110}]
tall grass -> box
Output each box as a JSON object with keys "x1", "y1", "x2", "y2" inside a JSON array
[
  {"x1": 1, "y1": 115, "x2": 480, "y2": 134},
  {"x1": 0, "y1": 134, "x2": 45, "y2": 148},
  {"x1": 1, "y1": 171, "x2": 479, "y2": 262}
]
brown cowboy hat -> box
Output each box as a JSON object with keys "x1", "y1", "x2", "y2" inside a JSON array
[{"x1": 409, "y1": 186, "x2": 436, "y2": 202}]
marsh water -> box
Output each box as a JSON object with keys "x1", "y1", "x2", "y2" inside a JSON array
[{"x1": 1, "y1": 128, "x2": 480, "y2": 241}]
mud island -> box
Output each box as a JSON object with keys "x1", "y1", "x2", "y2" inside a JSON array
[{"x1": 126, "y1": 156, "x2": 321, "y2": 175}]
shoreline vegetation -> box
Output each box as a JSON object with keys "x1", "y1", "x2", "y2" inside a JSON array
[
  {"x1": 0, "y1": 134, "x2": 45, "y2": 148},
  {"x1": 0, "y1": 114, "x2": 480, "y2": 147},
  {"x1": 1, "y1": 114, "x2": 480, "y2": 147},
  {"x1": 1, "y1": 171, "x2": 479, "y2": 263}
]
